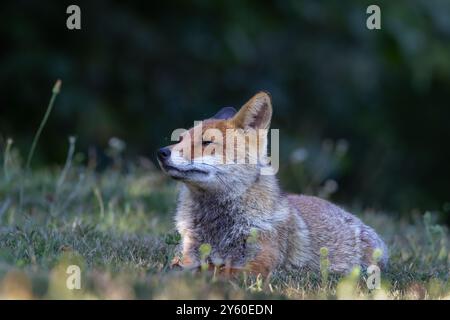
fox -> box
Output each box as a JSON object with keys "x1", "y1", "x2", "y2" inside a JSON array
[{"x1": 157, "y1": 92, "x2": 388, "y2": 276}]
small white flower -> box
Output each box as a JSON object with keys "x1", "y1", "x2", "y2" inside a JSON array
[
  {"x1": 290, "y1": 148, "x2": 308, "y2": 164},
  {"x1": 109, "y1": 137, "x2": 126, "y2": 152},
  {"x1": 336, "y1": 139, "x2": 349, "y2": 156},
  {"x1": 323, "y1": 179, "x2": 338, "y2": 194}
]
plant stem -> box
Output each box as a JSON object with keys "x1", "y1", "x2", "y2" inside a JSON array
[
  {"x1": 19, "y1": 79, "x2": 62, "y2": 210},
  {"x1": 3, "y1": 138, "x2": 13, "y2": 181},
  {"x1": 25, "y1": 80, "x2": 62, "y2": 171}
]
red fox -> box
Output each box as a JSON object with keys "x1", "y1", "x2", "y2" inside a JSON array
[{"x1": 157, "y1": 92, "x2": 388, "y2": 276}]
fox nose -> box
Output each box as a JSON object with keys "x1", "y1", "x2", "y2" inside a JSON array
[{"x1": 157, "y1": 147, "x2": 171, "y2": 161}]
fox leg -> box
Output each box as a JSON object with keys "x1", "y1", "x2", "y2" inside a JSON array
[
  {"x1": 210, "y1": 260, "x2": 273, "y2": 278},
  {"x1": 246, "y1": 238, "x2": 281, "y2": 277},
  {"x1": 170, "y1": 233, "x2": 201, "y2": 270},
  {"x1": 211, "y1": 241, "x2": 280, "y2": 278}
]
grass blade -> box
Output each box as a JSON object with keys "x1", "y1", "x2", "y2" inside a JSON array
[
  {"x1": 25, "y1": 79, "x2": 62, "y2": 171},
  {"x1": 19, "y1": 79, "x2": 62, "y2": 210}
]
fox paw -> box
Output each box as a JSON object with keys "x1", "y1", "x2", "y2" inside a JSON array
[{"x1": 170, "y1": 256, "x2": 183, "y2": 270}]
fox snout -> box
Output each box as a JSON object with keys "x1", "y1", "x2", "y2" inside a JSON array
[
  {"x1": 156, "y1": 147, "x2": 171, "y2": 163},
  {"x1": 156, "y1": 146, "x2": 179, "y2": 175}
]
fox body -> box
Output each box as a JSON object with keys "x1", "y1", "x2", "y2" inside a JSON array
[{"x1": 157, "y1": 92, "x2": 388, "y2": 275}]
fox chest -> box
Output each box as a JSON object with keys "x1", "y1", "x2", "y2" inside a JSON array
[{"x1": 186, "y1": 206, "x2": 255, "y2": 264}]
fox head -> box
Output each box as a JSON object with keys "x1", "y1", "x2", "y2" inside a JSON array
[{"x1": 157, "y1": 92, "x2": 274, "y2": 192}]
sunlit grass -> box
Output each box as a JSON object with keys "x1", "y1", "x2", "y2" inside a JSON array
[
  {"x1": 0, "y1": 81, "x2": 448, "y2": 299},
  {"x1": 0, "y1": 149, "x2": 449, "y2": 299}
]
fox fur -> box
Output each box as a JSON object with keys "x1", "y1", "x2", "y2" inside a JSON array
[{"x1": 157, "y1": 92, "x2": 388, "y2": 276}]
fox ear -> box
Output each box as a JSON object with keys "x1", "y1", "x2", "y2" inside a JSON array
[
  {"x1": 232, "y1": 92, "x2": 272, "y2": 129},
  {"x1": 211, "y1": 106, "x2": 237, "y2": 120}
]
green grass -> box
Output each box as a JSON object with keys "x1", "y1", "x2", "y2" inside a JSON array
[
  {"x1": 0, "y1": 149, "x2": 449, "y2": 299},
  {"x1": 0, "y1": 81, "x2": 448, "y2": 299}
]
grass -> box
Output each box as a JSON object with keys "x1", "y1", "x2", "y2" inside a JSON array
[
  {"x1": 0, "y1": 82, "x2": 449, "y2": 299},
  {"x1": 0, "y1": 147, "x2": 449, "y2": 299}
]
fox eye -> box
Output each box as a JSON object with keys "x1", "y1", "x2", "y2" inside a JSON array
[
  {"x1": 202, "y1": 140, "x2": 213, "y2": 146},
  {"x1": 177, "y1": 136, "x2": 183, "y2": 143}
]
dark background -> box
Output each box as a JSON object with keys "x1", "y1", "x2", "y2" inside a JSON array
[{"x1": 1, "y1": 0, "x2": 449, "y2": 217}]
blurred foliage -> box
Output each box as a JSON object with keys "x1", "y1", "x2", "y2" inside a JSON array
[{"x1": 1, "y1": 0, "x2": 450, "y2": 214}]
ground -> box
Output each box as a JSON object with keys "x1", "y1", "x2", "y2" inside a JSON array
[{"x1": 0, "y1": 151, "x2": 449, "y2": 299}]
